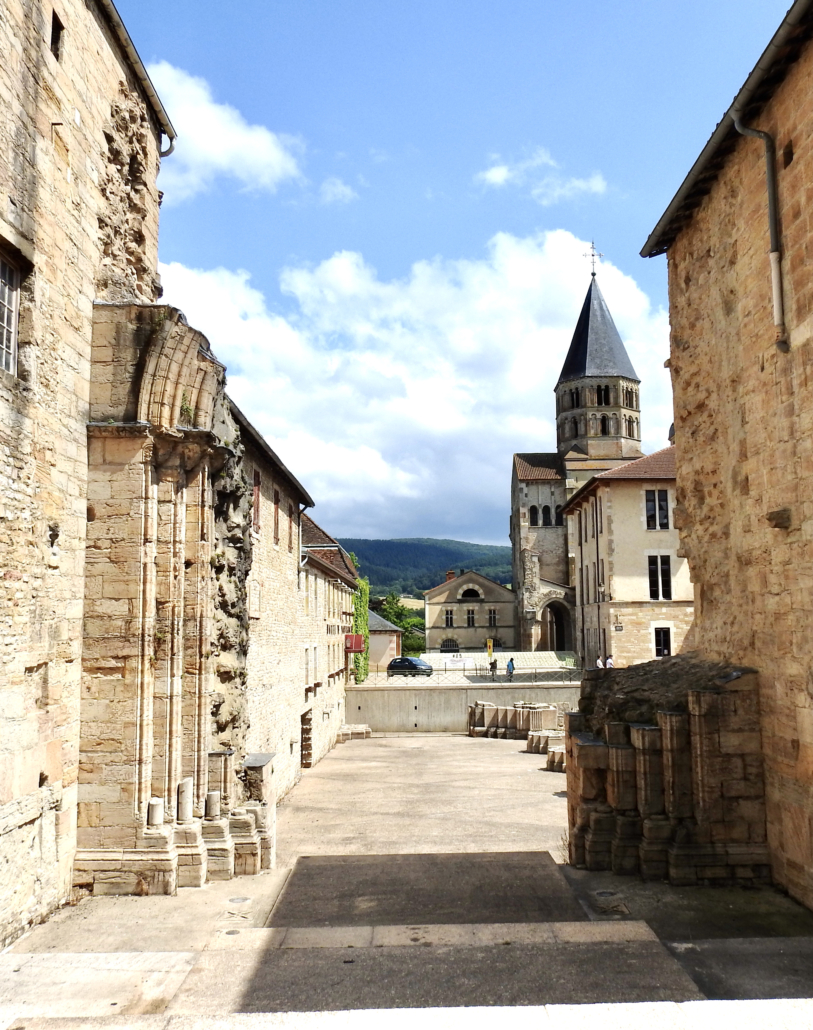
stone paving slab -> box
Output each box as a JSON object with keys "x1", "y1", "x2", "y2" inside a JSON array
[
  {"x1": 166, "y1": 941, "x2": 703, "y2": 1013},
  {"x1": 268, "y1": 852, "x2": 586, "y2": 927},
  {"x1": 206, "y1": 920, "x2": 656, "y2": 950},
  {"x1": 665, "y1": 938, "x2": 813, "y2": 1000}
]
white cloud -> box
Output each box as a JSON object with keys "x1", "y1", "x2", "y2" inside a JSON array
[
  {"x1": 319, "y1": 177, "x2": 359, "y2": 205},
  {"x1": 475, "y1": 147, "x2": 606, "y2": 207},
  {"x1": 531, "y1": 172, "x2": 607, "y2": 206},
  {"x1": 475, "y1": 147, "x2": 557, "y2": 187},
  {"x1": 159, "y1": 230, "x2": 671, "y2": 542},
  {"x1": 148, "y1": 61, "x2": 302, "y2": 202}
]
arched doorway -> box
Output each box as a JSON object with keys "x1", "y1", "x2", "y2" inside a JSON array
[{"x1": 536, "y1": 601, "x2": 572, "y2": 651}]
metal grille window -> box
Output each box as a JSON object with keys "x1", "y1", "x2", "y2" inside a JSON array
[
  {"x1": 466, "y1": 608, "x2": 475, "y2": 627},
  {"x1": 488, "y1": 608, "x2": 497, "y2": 627},
  {"x1": 0, "y1": 258, "x2": 19, "y2": 375},
  {"x1": 444, "y1": 609, "x2": 454, "y2": 628}
]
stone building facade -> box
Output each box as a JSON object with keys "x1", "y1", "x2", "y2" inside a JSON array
[
  {"x1": 0, "y1": 1, "x2": 358, "y2": 945},
  {"x1": 511, "y1": 277, "x2": 642, "y2": 652},
  {"x1": 639, "y1": 0, "x2": 813, "y2": 907},
  {"x1": 424, "y1": 570, "x2": 517, "y2": 653},
  {"x1": 563, "y1": 447, "x2": 694, "y2": 668},
  {"x1": 0, "y1": 0, "x2": 174, "y2": 945}
]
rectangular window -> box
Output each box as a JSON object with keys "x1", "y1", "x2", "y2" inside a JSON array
[
  {"x1": 655, "y1": 627, "x2": 671, "y2": 657},
  {"x1": 466, "y1": 608, "x2": 475, "y2": 627},
  {"x1": 599, "y1": 497, "x2": 603, "y2": 534},
  {"x1": 658, "y1": 490, "x2": 669, "y2": 530},
  {"x1": 304, "y1": 648, "x2": 309, "y2": 684},
  {"x1": 577, "y1": 511, "x2": 582, "y2": 544},
  {"x1": 646, "y1": 489, "x2": 669, "y2": 530},
  {"x1": 50, "y1": 10, "x2": 64, "y2": 60},
  {"x1": 488, "y1": 608, "x2": 497, "y2": 627},
  {"x1": 252, "y1": 470, "x2": 261, "y2": 531},
  {"x1": 288, "y1": 503, "x2": 294, "y2": 552},
  {"x1": 579, "y1": 567, "x2": 584, "y2": 605},
  {"x1": 304, "y1": 572, "x2": 310, "y2": 615},
  {"x1": 0, "y1": 257, "x2": 19, "y2": 375},
  {"x1": 599, "y1": 559, "x2": 605, "y2": 587},
  {"x1": 646, "y1": 490, "x2": 657, "y2": 530},
  {"x1": 660, "y1": 555, "x2": 672, "y2": 600},
  {"x1": 445, "y1": 609, "x2": 453, "y2": 628},
  {"x1": 648, "y1": 556, "x2": 659, "y2": 599},
  {"x1": 593, "y1": 562, "x2": 597, "y2": 598},
  {"x1": 273, "y1": 489, "x2": 280, "y2": 544}
]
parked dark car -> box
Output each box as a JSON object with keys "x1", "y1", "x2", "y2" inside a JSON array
[{"x1": 386, "y1": 656, "x2": 433, "y2": 678}]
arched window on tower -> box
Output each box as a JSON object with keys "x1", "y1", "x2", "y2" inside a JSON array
[
  {"x1": 529, "y1": 505, "x2": 539, "y2": 527},
  {"x1": 570, "y1": 418, "x2": 578, "y2": 438},
  {"x1": 541, "y1": 505, "x2": 552, "y2": 527},
  {"x1": 555, "y1": 505, "x2": 564, "y2": 526},
  {"x1": 600, "y1": 414, "x2": 609, "y2": 436}
]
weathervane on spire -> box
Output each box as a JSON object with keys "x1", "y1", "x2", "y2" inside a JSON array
[{"x1": 584, "y1": 240, "x2": 604, "y2": 276}]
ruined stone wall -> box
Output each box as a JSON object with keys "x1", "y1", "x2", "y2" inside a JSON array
[
  {"x1": 666, "y1": 37, "x2": 813, "y2": 907},
  {"x1": 0, "y1": 0, "x2": 162, "y2": 943},
  {"x1": 567, "y1": 660, "x2": 769, "y2": 885},
  {"x1": 209, "y1": 400, "x2": 252, "y2": 763}
]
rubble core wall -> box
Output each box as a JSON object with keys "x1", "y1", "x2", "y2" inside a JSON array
[
  {"x1": 666, "y1": 36, "x2": 813, "y2": 907},
  {"x1": 0, "y1": 0, "x2": 162, "y2": 944},
  {"x1": 566, "y1": 660, "x2": 769, "y2": 885}
]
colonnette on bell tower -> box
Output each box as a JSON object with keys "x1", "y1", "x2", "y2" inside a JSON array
[{"x1": 510, "y1": 272, "x2": 642, "y2": 651}]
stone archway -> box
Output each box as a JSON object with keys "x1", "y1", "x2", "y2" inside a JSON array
[{"x1": 536, "y1": 600, "x2": 573, "y2": 652}]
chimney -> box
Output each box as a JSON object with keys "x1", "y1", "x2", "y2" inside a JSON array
[{"x1": 445, "y1": 570, "x2": 455, "y2": 582}]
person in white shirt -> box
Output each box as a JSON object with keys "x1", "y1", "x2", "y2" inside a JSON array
[
  {"x1": 606, "y1": 655, "x2": 614, "y2": 668},
  {"x1": 595, "y1": 656, "x2": 604, "y2": 669}
]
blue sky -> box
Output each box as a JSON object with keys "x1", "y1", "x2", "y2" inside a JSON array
[{"x1": 116, "y1": 0, "x2": 789, "y2": 543}]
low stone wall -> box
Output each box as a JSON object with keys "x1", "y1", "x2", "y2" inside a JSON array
[
  {"x1": 566, "y1": 658, "x2": 770, "y2": 885},
  {"x1": 347, "y1": 684, "x2": 580, "y2": 733}
]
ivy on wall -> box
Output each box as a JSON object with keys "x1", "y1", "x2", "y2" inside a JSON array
[{"x1": 352, "y1": 574, "x2": 370, "y2": 683}]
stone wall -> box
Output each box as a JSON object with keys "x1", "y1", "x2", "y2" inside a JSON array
[
  {"x1": 666, "y1": 33, "x2": 813, "y2": 907},
  {"x1": 0, "y1": 0, "x2": 163, "y2": 944},
  {"x1": 566, "y1": 660, "x2": 769, "y2": 884}
]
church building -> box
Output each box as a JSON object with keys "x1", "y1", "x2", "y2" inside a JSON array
[{"x1": 510, "y1": 273, "x2": 642, "y2": 652}]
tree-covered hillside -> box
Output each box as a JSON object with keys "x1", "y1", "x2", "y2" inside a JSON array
[{"x1": 337, "y1": 537, "x2": 512, "y2": 597}]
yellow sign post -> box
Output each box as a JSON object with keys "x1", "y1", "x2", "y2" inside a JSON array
[{"x1": 487, "y1": 638, "x2": 493, "y2": 658}]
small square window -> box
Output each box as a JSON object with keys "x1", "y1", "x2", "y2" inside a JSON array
[{"x1": 0, "y1": 257, "x2": 20, "y2": 376}]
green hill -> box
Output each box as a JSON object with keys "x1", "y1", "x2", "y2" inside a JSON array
[{"x1": 336, "y1": 537, "x2": 512, "y2": 598}]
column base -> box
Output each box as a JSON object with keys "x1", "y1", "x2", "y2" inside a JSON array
[
  {"x1": 174, "y1": 820, "x2": 208, "y2": 888},
  {"x1": 202, "y1": 817, "x2": 235, "y2": 880},
  {"x1": 73, "y1": 827, "x2": 178, "y2": 896}
]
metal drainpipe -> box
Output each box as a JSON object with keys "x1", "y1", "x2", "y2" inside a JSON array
[{"x1": 732, "y1": 113, "x2": 788, "y2": 349}]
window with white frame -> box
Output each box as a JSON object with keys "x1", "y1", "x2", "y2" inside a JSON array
[
  {"x1": 0, "y1": 257, "x2": 19, "y2": 375},
  {"x1": 648, "y1": 555, "x2": 672, "y2": 600}
]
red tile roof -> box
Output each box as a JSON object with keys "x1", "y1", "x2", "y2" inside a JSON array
[
  {"x1": 513, "y1": 453, "x2": 565, "y2": 481},
  {"x1": 594, "y1": 446, "x2": 676, "y2": 480},
  {"x1": 301, "y1": 512, "x2": 340, "y2": 547}
]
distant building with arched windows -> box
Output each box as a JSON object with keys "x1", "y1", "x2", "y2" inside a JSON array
[{"x1": 423, "y1": 570, "x2": 516, "y2": 653}]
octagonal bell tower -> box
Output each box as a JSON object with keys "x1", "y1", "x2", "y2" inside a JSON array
[{"x1": 555, "y1": 275, "x2": 643, "y2": 462}]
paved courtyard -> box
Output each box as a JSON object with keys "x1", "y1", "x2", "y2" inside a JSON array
[
  {"x1": 2, "y1": 734, "x2": 813, "y2": 1026},
  {"x1": 276, "y1": 732, "x2": 568, "y2": 866}
]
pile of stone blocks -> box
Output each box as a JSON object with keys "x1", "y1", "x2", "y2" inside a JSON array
[
  {"x1": 337, "y1": 724, "x2": 372, "y2": 743},
  {"x1": 546, "y1": 748, "x2": 566, "y2": 772},
  {"x1": 566, "y1": 658, "x2": 770, "y2": 884},
  {"x1": 468, "y1": 702, "x2": 559, "y2": 739}
]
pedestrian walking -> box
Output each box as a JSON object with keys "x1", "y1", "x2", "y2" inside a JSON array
[
  {"x1": 606, "y1": 655, "x2": 614, "y2": 668},
  {"x1": 489, "y1": 658, "x2": 497, "y2": 680},
  {"x1": 506, "y1": 657, "x2": 515, "y2": 682},
  {"x1": 596, "y1": 656, "x2": 604, "y2": 669}
]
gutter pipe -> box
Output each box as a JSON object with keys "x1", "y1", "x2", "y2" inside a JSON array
[
  {"x1": 730, "y1": 114, "x2": 786, "y2": 346},
  {"x1": 96, "y1": 0, "x2": 177, "y2": 157}
]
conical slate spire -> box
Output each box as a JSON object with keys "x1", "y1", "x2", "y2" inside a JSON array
[{"x1": 557, "y1": 277, "x2": 639, "y2": 385}]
